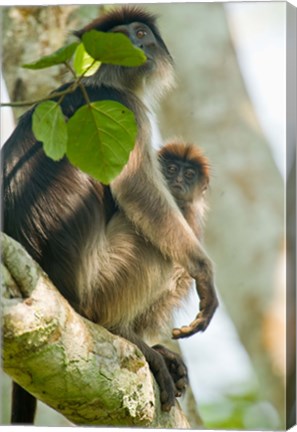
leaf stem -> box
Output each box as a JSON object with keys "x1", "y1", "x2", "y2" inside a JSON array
[{"x1": 64, "y1": 61, "x2": 91, "y2": 106}]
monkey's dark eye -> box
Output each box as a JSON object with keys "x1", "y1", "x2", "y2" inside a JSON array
[
  {"x1": 167, "y1": 164, "x2": 178, "y2": 175},
  {"x1": 136, "y1": 29, "x2": 147, "y2": 39},
  {"x1": 184, "y1": 169, "x2": 196, "y2": 180}
]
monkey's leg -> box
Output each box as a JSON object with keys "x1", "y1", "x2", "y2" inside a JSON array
[
  {"x1": 118, "y1": 331, "x2": 177, "y2": 412},
  {"x1": 11, "y1": 382, "x2": 37, "y2": 424},
  {"x1": 152, "y1": 344, "x2": 188, "y2": 397}
]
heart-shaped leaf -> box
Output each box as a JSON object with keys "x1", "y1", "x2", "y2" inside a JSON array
[
  {"x1": 32, "y1": 101, "x2": 67, "y2": 160},
  {"x1": 66, "y1": 101, "x2": 137, "y2": 184},
  {"x1": 82, "y1": 30, "x2": 146, "y2": 66},
  {"x1": 73, "y1": 42, "x2": 101, "y2": 77}
]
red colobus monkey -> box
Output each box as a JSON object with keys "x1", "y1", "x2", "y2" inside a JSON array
[
  {"x1": 2, "y1": 6, "x2": 218, "y2": 423},
  {"x1": 157, "y1": 142, "x2": 212, "y2": 337},
  {"x1": 158, "y1": 141, "x2": 210, "y2": 237}
]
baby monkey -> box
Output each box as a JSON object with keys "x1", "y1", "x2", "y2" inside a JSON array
[
  {"x1": 158, "y1": 141, "x2": 209, "y2": 237},
  {"x1": 158, "y1": 141, "x2": 212, "y2": 339}
]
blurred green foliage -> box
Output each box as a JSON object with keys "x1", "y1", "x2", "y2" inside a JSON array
[{"x1": 200, "y1": 391, "x2": 280, "y2": 430}]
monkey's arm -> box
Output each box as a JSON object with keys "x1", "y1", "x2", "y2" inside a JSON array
[
  {"x1": 172, "y1": 266, "x2": 218, "y2": 338},
  {"x1": 111, "y1": 131, "x2": 218, "y2": 335}
]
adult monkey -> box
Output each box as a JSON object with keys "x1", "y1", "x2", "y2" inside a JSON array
[{"x1": 3, "y1": 6, "x2": 218, "y2": 423}]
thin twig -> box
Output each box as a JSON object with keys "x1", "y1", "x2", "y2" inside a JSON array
[
  {"x1": 1, "y1": 60, "x2": 99, "y2": 109},
  {"x1": 0, "y1": 86, "x2": 75, "y2": 109}
]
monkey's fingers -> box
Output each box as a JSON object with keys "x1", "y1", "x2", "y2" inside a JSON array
[
  {"x1": 183, "y1": 276, "x2": 219, "y2": 339},
  {"x1": 171, "y1": 313, "x2": 210, "y2": 339}
]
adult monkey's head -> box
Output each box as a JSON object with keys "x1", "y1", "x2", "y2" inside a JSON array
[{"x1": 74, "y1": 6, "x2": 175, "y2": 98}]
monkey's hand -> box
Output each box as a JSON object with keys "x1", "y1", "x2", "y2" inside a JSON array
[{"x1": 172, "y1": 259, "x2": 218, "y2": 339}]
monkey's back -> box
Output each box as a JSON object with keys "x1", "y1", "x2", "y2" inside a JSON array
[
  {"x1": 1, "y1": 81, "x2": 137, "y2": 307},
  {"x1": 2, "y1": 112, "x2": 108, "y2": 308}
]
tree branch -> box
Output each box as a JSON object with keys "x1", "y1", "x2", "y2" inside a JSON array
[{"x1": 1, "y1": 233, "x2": 189, "y2": 428}]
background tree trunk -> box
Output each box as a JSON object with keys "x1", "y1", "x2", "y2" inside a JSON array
[
  {"x1": 151, "y1": 2, "x2": 285, "y2": 421},
  {"x1": 1, "y1": 5, "x2": 105, "y2": 118}
]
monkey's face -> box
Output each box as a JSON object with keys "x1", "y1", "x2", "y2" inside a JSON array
[
  {"x1": 107, "y1": 21, "x2": 175, "y2": 95},
  {"x1": 112, "y1": 22, "x2": 160, "y2": 64},
  {"x1": 77, "y1": 7, "x2": 175, "y2": 97},
  {"x1": 162, "y1": 160, "x2": 204, "y2": 202}
]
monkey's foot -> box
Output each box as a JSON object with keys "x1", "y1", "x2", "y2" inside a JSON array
[
  {"x1": 152, "y1": 344, "x2": 188, "y2": 397},
  {"x1": 144, "y1": 346, "x2": 177, "y2": 412}
]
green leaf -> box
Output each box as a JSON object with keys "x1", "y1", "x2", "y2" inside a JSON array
[
  {"x1": 82, "y1": 30, "x2": 146, "y2": 66},
  {"x1": 32, "y1": 101, "x2": 67, "y2": 160},
  {"x1": 66, "y1": 101, "x2": 137, "y2": 184},
  {"x1": 23, "y1": 42, "x2": 79, "y2": 69},
  {"x1": 73, "y1": 43, "x2": 101, "y2": 77}
]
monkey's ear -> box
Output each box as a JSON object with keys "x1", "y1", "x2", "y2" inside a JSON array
[{"x1": 200, "y1": 176, "x2": 210, "y2": 192}]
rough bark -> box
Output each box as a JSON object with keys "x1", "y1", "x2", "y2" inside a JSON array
[
  {"x1": 1, "y1": 5, "x2": 101, "y2": 118},
  {"x1": 1, "y1": 233, "x2": 189, "y2": 428}
]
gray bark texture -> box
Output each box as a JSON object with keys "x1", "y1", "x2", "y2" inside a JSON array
[{"x1": 1, "y1": 233, "x2": 189, "y2": 428}]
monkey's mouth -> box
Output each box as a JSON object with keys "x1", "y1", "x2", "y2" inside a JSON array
[
  {"x1": 172, "y1": 185, "x2": 184, "y2": 196},
  {"x1": 172, "y1": 184, "x2": 183, "y2": 190},
  {"x1": 143, "y1": 56, "x2": 154, "y2": 66}
]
